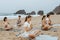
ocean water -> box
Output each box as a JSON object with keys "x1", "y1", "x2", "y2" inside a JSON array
[{"x1": 0, "y1": 13, "x2": 40, "y2": 20}]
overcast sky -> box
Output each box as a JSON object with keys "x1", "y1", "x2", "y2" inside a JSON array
[{"x1": 0, "y1": 0, "x2": 60, "y2": 14}]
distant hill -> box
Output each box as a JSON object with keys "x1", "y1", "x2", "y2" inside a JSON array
[
  {"x1": 15, "y1": 10, "x2": 36, "y2": 15},
  {"x1": 47, "y1": 12, "x2": 54, "y2": 15},
  {"x1": 26, "y1": 11, "x2": 36, "y2": 15},
  {"x1": 15, "y1": 10, "x2": 26, "y2": 15},
  {"x1": 53, "y1": 5, "x2": 60, "y2": 15},
  {"x1": 37, "y1": 10, "x2": 44, "y2": 15},
  {"x1": 15, "y1": 5, "x2": 60, "y2": 15},
  {"x1": 47, "y1": 5, "x2": 60, "y2": 15}
]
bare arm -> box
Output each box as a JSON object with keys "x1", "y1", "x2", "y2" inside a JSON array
[
  {"x1": 30, "y1": 24, "x2": 33, "y2": 29},
  {"x1": 25, "y1": 27, "x2": 30, "y2": 32},
  {"x1": 42, "y1": 20, "x2": 46, "y2": 26}
]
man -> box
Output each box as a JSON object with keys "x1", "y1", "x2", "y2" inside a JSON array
[
  {"x1": 17, "y1": 16, "x2": 22, "y2": 27},
  {"x1": 46, "y1": 14, "x2": 51, "y2": 25}
]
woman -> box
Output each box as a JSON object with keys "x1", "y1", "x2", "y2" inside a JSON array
[
  {"x1": 3, "y1": 17, "x2": 12, "y2": 31},
  {"x1": 42, "y1": 15, "x2": 52, "y2": 30},
  {"x1": 18, "y1": 16, "x2": 40, "y2": 39}
]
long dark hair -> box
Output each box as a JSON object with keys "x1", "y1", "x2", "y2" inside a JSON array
[
  {"x1": 42, "y1": 15, "x2": 46, "y2": 20},
  {"x1": 25, "y1": 15, "x2": 32, "y2": 22},
  {"x1": 3, "y1": 17, "x2": 7, "y2": 22}
]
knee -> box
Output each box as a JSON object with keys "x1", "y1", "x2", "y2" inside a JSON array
[{"x1": 29, "y1": 34, "x2": 35, "y2": 39}]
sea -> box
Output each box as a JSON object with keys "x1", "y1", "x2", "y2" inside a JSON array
[{"x1": 0, "y1": 13, "x2": 40, "y2": 20}]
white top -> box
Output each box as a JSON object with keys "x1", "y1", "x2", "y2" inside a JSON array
[
  {"x1": 17, "y1": 21, "x2": 36, "y2": 37},
  {"x1": 17, "y1": 21, "x2": 31, "y2": 37},
  {"x1": 46, "y1": 18, "x2": 49, "y2": 21},
  {"x1": 46, "y1": 18, "x2": 49, "y2": 25},
  {"x1": 23, "y1": 21, "x2": 31, "y2": 28}
]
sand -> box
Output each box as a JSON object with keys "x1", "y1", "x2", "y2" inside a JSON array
[{"x1": 0, "y1": 15, "x2": 60, "y2": 40}]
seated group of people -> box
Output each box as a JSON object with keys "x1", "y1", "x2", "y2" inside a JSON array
[
  {"x1": 42, "y1": 14, "x2": 52, "y2": 30},
  {"x1": 3, "y1": 16, "x2": 22, "y2": 31},
  {"x1": 3, "y1": 15, "x2": 52, "y2": 39},
  {"x1": 3, "y1": 15, "x2": 40, "y2": 39}
]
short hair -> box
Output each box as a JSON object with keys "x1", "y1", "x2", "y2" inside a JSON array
[
  {"x1": 18, "y1": 15, "x2": 21, "y2": 17},
  {"x1": 47, "y1": 14, "x2": 50, "y2": 17}
]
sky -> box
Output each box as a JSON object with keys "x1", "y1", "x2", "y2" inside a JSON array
[{"x1": 0, "y1": 0, "x2": 60, "y2": 14}]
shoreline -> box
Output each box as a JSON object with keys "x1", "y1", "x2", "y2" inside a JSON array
[{"x1": 0, "y1": 15, "x2": 40, "y2": 20}]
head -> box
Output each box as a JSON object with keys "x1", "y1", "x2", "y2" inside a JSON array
[
  {"x1": 42, "y1": 15, "x2": 46, "y2": 20},
  {"x1": 47, "y1": 14, "x2": 50, "y2": 18},
  {"x1": 18, "y1": 15, "x2": 21, "y2": 19},
  {"x1": 3, "y1": 17, "x2": 7, "y2": 22},
  {"x1": 25, "y1": 15, "x2": 32, "y2": 22}
]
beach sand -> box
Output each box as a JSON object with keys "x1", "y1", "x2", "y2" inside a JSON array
[{"x1": 0, "y1": 15, "x2": 60, "y2": 40}]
